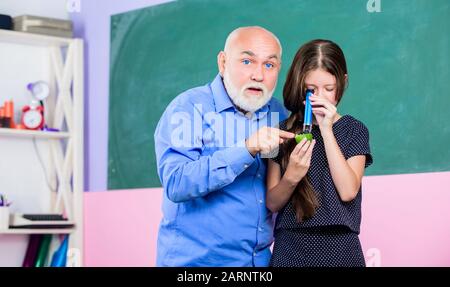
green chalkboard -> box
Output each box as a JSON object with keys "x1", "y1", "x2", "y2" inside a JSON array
[{"x1": 109, "y1": 0, "x2": 450, "y2": 189}]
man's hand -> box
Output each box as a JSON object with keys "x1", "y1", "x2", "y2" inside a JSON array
[{"x1": 245, "y1": 126, "x2": 295, "y2": 157}]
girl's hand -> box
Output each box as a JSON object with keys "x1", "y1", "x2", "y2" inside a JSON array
[
  {"x1": 283, "y1": 138, "x2": 316, "y2": 185},
  {"x1": 310, "y1": 95, "x2": 338, "y2": 131}
]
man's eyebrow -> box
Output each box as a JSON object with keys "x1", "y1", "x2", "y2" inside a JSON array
[
  {"x1": 241, "y1": 50, "x2": 256, "y2": 57},
  {"x1": 240, "y1": 51, "x2": 279, "y2": 61}
]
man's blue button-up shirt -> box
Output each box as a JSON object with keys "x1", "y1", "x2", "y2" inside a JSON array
[{"x1": 155, "y1": 74, "x2": 287, "y2": 266}]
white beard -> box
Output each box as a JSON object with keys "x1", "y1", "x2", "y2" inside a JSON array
[{"x1": 223, "y1": 69, "x2": 275, "y2": 113}]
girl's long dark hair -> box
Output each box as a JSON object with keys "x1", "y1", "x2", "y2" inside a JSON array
[{"x1": 281, "y1": 39, "x2": 348, "y2": 222}]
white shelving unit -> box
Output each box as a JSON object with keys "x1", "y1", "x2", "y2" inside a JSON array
[
  {"x1": 1, "y1": 228, "x2": 75, "y2": 235},
  {"x1": 0, "y1": 29, "x2": 84, "y2": 266},
  {"x1": 0, "y1": 128, "x2": 70, "y2": 139}
]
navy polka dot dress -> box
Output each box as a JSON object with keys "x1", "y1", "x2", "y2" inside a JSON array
[{"x1": 269, "y1": 115, "x2": 373, "y2": 267}]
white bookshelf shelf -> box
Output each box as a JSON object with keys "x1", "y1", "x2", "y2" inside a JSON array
[
  {"x1": 0, "y1": 228, "x2": 75, "y2": 235},
  {"x1": 0, "y1": 128, "x2": 70, "y2": 139}
]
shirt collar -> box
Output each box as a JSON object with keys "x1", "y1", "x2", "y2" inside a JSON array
[
  {"x1": 211, "y1": 73, "x2": 272, "y2": 116},
  {"x1": 211, "y1": 74, "x2": 234, "y2": 113}
]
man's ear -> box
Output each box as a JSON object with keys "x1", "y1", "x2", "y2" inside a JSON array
[{"x1": 217, "y1": 51, "x2": 226, "y2": 77}]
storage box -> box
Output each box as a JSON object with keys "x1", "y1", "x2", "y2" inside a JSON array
[{"x1": 13, "y1": 15, "x2": 73, "y2": 38}]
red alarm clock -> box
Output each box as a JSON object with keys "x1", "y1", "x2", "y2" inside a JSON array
[{"x1": 21, "y1": 100, "x2": 44, "y2": 130}]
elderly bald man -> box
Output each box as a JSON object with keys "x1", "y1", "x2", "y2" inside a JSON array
[{"x1": 154, "y1": 26, "x2": 294, "y2": 266}]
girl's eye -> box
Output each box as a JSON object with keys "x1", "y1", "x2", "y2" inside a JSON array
[
  {"x1": 326, "y1": 88, "x2": 334, "y2": 92},
  {"x1": 265, "y1": 63, "x2": 274, "y2": 69},
  {"x1": 242, "y1": 59, "x2": 251, "y2": 65}
]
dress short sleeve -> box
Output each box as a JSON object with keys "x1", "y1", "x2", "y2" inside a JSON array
[{"x1": 345, "y1": 123, "x2": 373, "y2": 168}]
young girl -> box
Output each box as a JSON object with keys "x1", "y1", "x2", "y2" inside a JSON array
[{"x1": 267, "y1": 39, "x2": 373, "y2": 267}]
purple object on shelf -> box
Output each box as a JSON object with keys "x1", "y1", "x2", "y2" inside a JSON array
[
  {"x1": 23, "y1": 234, "x2": 43, "y2": 267},
  {"x1": 43, "y1": 125, "x2": 60, "y2": 132}
]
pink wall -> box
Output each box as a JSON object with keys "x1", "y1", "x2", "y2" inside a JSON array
[
  {"x1": 84, "y1": 172, "x2": 450, "y2": 267},
  {"x1": 84, "y1": 188, "x2": 162, "y2": 266},
  {"x1": 360, "y1": 172, "x2": 450, "y2": 267}
]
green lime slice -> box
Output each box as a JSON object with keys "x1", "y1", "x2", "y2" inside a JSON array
[{"x1": 295, "y1": 133, "x2": 313, "y2": 144}]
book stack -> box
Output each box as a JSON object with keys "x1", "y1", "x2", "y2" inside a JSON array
[
  {"x1": 22, "y1": 234, "x2": 69, "y2": 267},
  {"x1": 13, "y1": 15, "x2": 73, "y2": 38}
]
